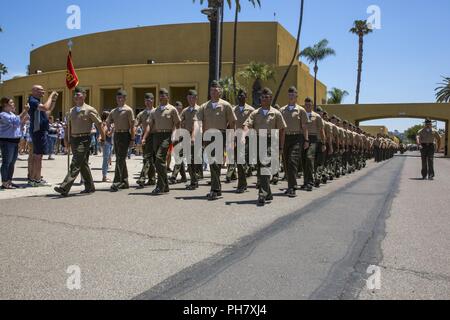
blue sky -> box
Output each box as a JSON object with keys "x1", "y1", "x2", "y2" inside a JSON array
[{"x1": 0, "y1": 0, "x2": 449, "y2": 131}]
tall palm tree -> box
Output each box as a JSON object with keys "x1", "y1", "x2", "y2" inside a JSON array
[
  {"x1": 435, "y1": 76, "x2": 450, "y2": 103},
  {"x1": 327, "y1": 88, "x2": 349, "y2": 104},
  {"x1": 350, "y1": 20, "x2": 373, "y2": 104},
  {"x1": 300, "y1": 39, "x2": 335, "y2": 110},
  {"x1": 231, "y1": 0, "x2": 261, "y2": 104},
  {"x1": 272, "y1": 0, "x2": 305, "y2": 107},
  {"x1": 0, "y1": 63, "x2": 8, "y2": 83},
  {"x1": 0, "y1": 26, "x2": 4, "y2": 83},
  {"x1": 239, "y1": 61, "x2": 275, "y2": 107}
]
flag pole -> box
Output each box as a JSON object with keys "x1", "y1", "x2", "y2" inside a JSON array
[{"x1": 67, "y1": 40, "x2": 73, "y2": 174}]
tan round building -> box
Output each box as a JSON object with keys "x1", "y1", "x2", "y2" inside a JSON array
[{"x1": 0, "y1": 22, "x2": 326, "y2": 118}]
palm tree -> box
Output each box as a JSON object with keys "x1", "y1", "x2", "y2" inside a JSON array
[
  {"x1": 435, "y1": 76, "x2": 450, "y2": 103},
  {"x1": 300, "y1": 39, "x2": 335, "y2": 110},
  {"x1": 327, "y1": 88, "x2": 349, "y2": 104},
  {"x1": 0, "y1": 63, "x2": 8, "y2": 83},
  {"x1": 272, "y1": 0, "x2": 305, "y2": 107},
  {"x1": 219, "y1": 76, "x2": 244, "y2": 102},
  {"x1": 350, "y1": 20, "x2": 373, "y2": 104},
  {"x1": 231, "y1": 0, "x2": 261, "y2": 104},
  {"x1": 239, "y1": 61, "x2": 275, "y2": 107},
  {"x1": 0, "y1": 27, "x2": 4, "y2": 83}
]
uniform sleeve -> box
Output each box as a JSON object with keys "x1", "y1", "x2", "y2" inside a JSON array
[
  {"x1": 192, "y1": 111, "x2": 199, "y2": 122},
  {"x1": 244, "y1": 112, "x2": 255, "y2": 129},
  {"x1": 417, "y1": 129, "x2": 423, "y2": 140},
  {"x1": 128, "y1": 108, "x2": 135, "y2": 123},
  {"x1": 148, "y1": 111, "x2": 155, "y2": 126},
  {"x1": 197, "y1": 105, "x2": 204, "y2": 122},
  {"x1": 299, "y1": 109, "x2": 308, "y2": 129},
  {"x1": 276, "y1": 112, "x2": 287, "y2": 130},
  {"x1": 226, "y1": 103, "x2": 237, "y2": 124},
  {"x1": 316, "y1": 115, "x2": 324, "y2": 131},
  {"x1": 172, "y1": 108, "x2": 181, "y2": 127},
  {"x1": 179, "y1": 110, "x2": 186, "y2": 122},
  {"x1": 88, "y1": 108, "x2": 102, "y2": 127},
  {"x1": 136, "y1": 112, "x2": 142, "y2": 126}
]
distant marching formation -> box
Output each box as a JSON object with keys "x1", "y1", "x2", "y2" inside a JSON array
[{"x1": 49, "y1": 82, "x2": 398, "y2": 206}]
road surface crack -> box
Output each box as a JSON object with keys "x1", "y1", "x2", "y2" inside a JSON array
[
  {"x1": 378, "y1": 264, "x2": 450, "y2": 282},
  {"x1": 0, "y1": 213, "x2": 230, "y2": 249}
]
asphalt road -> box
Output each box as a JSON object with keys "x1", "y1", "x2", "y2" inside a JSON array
[{"x1": 137, "y1": 155, "x2": 405, "y2": 300}]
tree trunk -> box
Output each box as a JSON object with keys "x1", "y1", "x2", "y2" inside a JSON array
[
  {"x1": 232, "y1": 4, "x2": 239, "y2": 105},
  {"x1": 253, "y1": 78, "x2": 262, "y2": 108},
  {"x1": 272, "y1": 0, "x2": 305, "y2": 107},
  {"x1": 314, "y1": 63, "x2": 318, "y2": 111},
  {"x1": 355, "y1": 34, "x2": 364, "y2": 104},
  {"x1": 219, "y1": 0, "x2": 224, "y2": 79}
]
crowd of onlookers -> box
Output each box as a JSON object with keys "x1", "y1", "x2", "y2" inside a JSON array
[
  {"x1": 4, "y1": 107, "x2": 148, "y2": 159},
  {"x1": 17, "y1": 116, "x2": 68, "y2": 158},
  {"x1": 0, "y1": 94, "x2": 148, "y2": 190}
]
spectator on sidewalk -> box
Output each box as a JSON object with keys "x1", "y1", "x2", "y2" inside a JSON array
[
  {"x1": 101, "y1": 111, "x2": 114, "y2": 182},
  {"x1": 47, "y1": 116, "x2": 58, "y2": 160},
  {"x1": 58, "y1": 121, "x2": 66, "y2": 154},
  {"x1": 28, "y1": 85, "x2": 59, "y2": 187},
  {"x1": 0, "y1": 97, "x2": 29, "y2": 189}
]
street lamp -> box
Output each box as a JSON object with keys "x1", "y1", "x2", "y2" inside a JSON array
[{"x1": 201, "y1": 1, "x2": 222, "y2": 83}]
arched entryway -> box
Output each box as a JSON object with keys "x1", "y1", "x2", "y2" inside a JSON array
[{"x1": 323, "y1": 103, "x2": 450, "y2": 157}]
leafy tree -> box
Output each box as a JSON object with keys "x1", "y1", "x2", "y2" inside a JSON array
[
  {"x1": 404, "y1": 124, "x2": 424, "y2": 143},
  {"x1": 219, "y1": 76, "x2": 244, "y2": 102},
  {"x1": 239, "y1": 61, "x2": 275, "y2": 107},
  {"x1": 327, "y1": 88, "x2": 349, "y2": 104}
]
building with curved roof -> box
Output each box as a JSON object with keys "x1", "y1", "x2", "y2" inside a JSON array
[{"x1": 0, "y1": 22, "x2": 326, "y2": 118}]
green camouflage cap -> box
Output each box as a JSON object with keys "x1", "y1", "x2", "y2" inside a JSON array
[
  {"x1": 74, "y1": 86, "x2": 86, "y2": 95},
  {"x1": 188, "y1": 89, "x2": 198, "y2": 96},
  {"x1": 116, "y1": 89, "x2": 127, "y2": 97}
]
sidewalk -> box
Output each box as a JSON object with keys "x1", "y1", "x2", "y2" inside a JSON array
[
  {"x1": 0, "y1": 154, "x2": 153, "y2": 200},
  {"x1": 359, "y1": 155, "x2": 450, "y2": 299}
]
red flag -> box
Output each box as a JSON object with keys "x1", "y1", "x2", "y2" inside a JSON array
[{"x1": 66, "y1": 50, "x2": 79, "y2": 90}]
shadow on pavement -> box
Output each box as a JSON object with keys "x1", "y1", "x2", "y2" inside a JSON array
[{"x1": 174, "y1": 195, "x2": 211, "y2": 201}]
